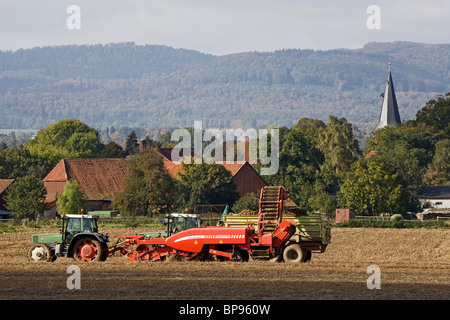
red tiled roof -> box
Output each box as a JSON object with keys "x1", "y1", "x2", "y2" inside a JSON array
[
  {"x1": 162, "y1": 159, "x2": 248, "y2": 179},
  {"x1": 0, "y1": 179, "x2": 14, "y2": 194},
  {"x1": 43, "y1": 160, "x2": 68, "y2": 182},
  {"x1": 44, "y1": 159, "x2": 127, "y2": 200}
]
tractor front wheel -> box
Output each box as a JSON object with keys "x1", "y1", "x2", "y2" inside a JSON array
[
  {"x1": 73, "y1": 238, "x2": 104, "y2": 262},
  {"x1": 28, "y1": 244, "x2": 54, "y2": 262}
]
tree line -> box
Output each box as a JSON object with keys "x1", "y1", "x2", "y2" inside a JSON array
[{"x1": 1, "y1": 42, "x2": 448, "y2": 133}]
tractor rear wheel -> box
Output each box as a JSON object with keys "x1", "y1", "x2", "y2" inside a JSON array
[
  {"x1": 282, "y1": 244, "x2": 306, "y2": 264},
  {"x1": 28, "y1": 244, "x2": 54, "y2": 262},
  {"x1": 73, "y1": 238, "x2": 104, "y2": 262}
]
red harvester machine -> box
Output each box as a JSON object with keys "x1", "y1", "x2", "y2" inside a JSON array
[{"x1": 106, "y1": 186, "x2": 295, "y2": 262}]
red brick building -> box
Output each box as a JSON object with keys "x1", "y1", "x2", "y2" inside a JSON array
[{"x1": 43, "y1": 158, "x2": 127, "y2": 212}]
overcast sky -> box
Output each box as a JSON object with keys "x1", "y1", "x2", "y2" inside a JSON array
[{"x1": 0, "y1": 0, "x2": 448, "y2": 55}]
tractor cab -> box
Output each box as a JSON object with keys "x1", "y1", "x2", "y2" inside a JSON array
[
  {"x1": 167, "y1": 213, "x2": 201, "y2": 236},
  {"x1": 139, "y1": 213, "x2": 202, "y2": 239},
  {"x1": 62, "y1": 214, "x2": 100, "y2": 244}
]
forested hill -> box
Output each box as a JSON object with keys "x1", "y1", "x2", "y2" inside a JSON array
[{"x1": 0, "y1": 41, "x2": 449, "y2": 133}]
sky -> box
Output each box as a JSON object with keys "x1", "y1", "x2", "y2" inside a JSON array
[{"x1": 0, "y1": 0, "x2": 449, "y2": 55}]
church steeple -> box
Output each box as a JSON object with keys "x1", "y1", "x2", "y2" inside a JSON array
[{"x1": 374, "y1": 63, "x2": 401, "y2": 131}]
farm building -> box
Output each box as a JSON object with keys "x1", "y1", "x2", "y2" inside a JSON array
[
  {"x1": 0, "y1": 179, "x2": 14, "y2": 219},
  {"x1": 43, "y1": 149, "x2": 267, "y2": 214},
  {"x1": 43, "y1": 158, "x2": 127, "y2": 213},
  {"x1": 418, "y1": 186, "x2": 450, "y2": 209}
]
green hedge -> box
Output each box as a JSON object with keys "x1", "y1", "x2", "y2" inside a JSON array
[{"x1": 334, "y1": 219, "x2": 449, "y2": 229}]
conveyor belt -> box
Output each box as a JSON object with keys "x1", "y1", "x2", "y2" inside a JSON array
[{"x1": 258, "y1": 186, "x2": 284, "y2": 232}]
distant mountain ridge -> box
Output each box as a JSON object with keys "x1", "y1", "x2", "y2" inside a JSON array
[{"x1": 0, "y1": 41, "x2": 448, "y2": 133}]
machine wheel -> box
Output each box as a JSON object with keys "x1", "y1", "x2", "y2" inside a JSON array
[
  {"x1": 135, "y1": 245, "x2": 153, "y2": 261},
  {"x1": 231, "y1": 249, "x2": 249, "y2": 262},
  {"x1": 282, "y1": 244, "x2": 306, "y2": 264},
  {"x1": 28, "y1": 244, "x2": 54, "y2": 262},
  {"x1": 73, "y1": 238, "x2": 104, "y2": 262},
  {"x1": 269, "y1": 247, "x2": 283, "y2": 263}
]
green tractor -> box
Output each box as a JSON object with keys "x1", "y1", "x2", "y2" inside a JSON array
[
  {"x1": 138, "y1": 213, "x2": 202, "y2": 239},
  {"x1": 28, "y1": 214, "x2": 109, "y2": 262}
]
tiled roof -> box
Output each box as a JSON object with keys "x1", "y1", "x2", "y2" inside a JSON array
[
  {"x1": 0, "y1": 179, "x2": 14, "y2": 194},
  {"x1": 44, "y1": 159, "x2": 127, "y2": 201},
  {"x1": 162, "y1": 158, "x2": 248, "y2": 179},
  {"x1": 419, "y1": 186, "x2": 450, "y2": 199}
]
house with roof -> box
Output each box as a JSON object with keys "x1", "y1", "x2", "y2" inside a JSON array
[
  {"x1": 158, "y1": 145, "x2": 267, "y2": 197},
  {"x1": 0, "y1": 179, "x2": 14, "y2": 219},
  {"x1": 43, "y1": 149, "x2": 268, "y2": 215},
  {"x1": 43, "y1": 158, "x2": 127, "y2": 212},
  {"x1": 418, "y1": 186, "x2": 450, "y2": 209}
]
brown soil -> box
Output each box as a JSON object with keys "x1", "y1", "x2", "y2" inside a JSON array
[{"x1": 0, "y1": 227, "x2": 449, "y2": 300}]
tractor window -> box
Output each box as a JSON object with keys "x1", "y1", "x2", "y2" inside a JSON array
[
  {"x1": 186, "y1": 218, "x2": 198, "y2": 229},
  {"x1": 83, "y1": 218, "x2": 94, "y2": 232},
  {"x1": 66, "y1": 218, "x2": 81, "y2": 233}
]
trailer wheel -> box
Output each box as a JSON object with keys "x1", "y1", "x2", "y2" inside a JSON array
[
  {"x1": 283, "y1": 244, "x2": 306, "y2": 264},
  {"x1": 269, "y1": 247, "x2": 283, "y2": 263},
  {"x1": 28, "y1": 244, "x2": 53, "y2": 262},
  {"x1": 73, "y1": 238, "x2": 104, "y2": 262}
]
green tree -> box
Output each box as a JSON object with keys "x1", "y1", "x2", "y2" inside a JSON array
[
  {"x1": 302, "y1": 181, "x2": 336, "y2": 214},
  {"x1": 292, "y1": 117, "x2": 326, "y2": 146},
  {"x1": 24, "y1": 119, "x2": 104, "y2": 169},
  {"x1": 0, "y1": 147, "x2": 49, "y2": 179},
  {"x1": 98, "y1": 141, "x2": 125, "y2": 158},
  {"x1": 317, "y1": 116, "x2": 361, "y2": 183},
  {"x1": 365, "y1": 125, "x2": 437, "y2": 193},
  {"x1": 112, "y1": 148, "x2": 176, "y2": 216},
  {"x1": 262, "y1": 128, "x2": 324, "y2": 208},
  {"x1": 4, "y1": 175, "x2": 47, "y2": 219},
  {"x1": 338, "y1": 158, "x2": 410, "y2": 215},
  {"x1": 56, "y1": 180, "x2": 88, "y2": 215},
  {"x1": 415, "y1": 92, "x2": 450, "y2": 136},
  {"x1": 124, "y1": 131, "x2": 139, "y2": 156},
  {"x1": 176, "y1": 162, "x2": 240, "y2": 211},
  {"x1": 423, "y1": 139, "x2": 450, "y2": 186},
  {"x1": 232, "y1": 192, "x2": 260, "y2": 213}
]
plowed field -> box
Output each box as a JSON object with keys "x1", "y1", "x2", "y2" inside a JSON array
[{"x1": 0, "y1": 227, "x2": 449, "y2": 300}]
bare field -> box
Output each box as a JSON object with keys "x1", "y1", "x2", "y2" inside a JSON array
[{"x1": 0, "y1": 227, "x2": 449, "y2": 300}]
